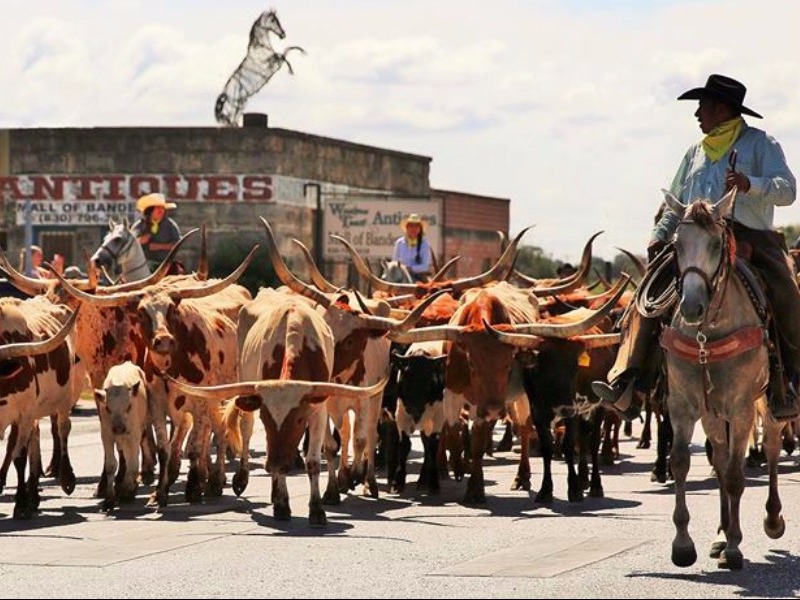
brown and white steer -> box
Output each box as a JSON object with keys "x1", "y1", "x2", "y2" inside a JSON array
[
  {"x1": 0, "y1": 300, "x2": 80, "y2": 518},
  {"x1": 94, "y1": 361, "x2": 149, "y2": 511},
  {"x1": 170, "y1": 286, "x2": 388, "y2": 526},
  {"x1": 261, "y1": 217, "x2": 448, "y2": 501},
  {"x1": 390, "y1": 277, "x2": 629, "y2": 503},
  {"x1": 49, "y1": 249, "x2": 256, "y2": 506}
]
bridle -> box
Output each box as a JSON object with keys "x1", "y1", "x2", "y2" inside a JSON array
[
  {"x1": 673, "y1": 217, "x2": 735, "y2": 328},
  {"x1": 95, "y1": 228, "x2": 147, "y2": 278}
]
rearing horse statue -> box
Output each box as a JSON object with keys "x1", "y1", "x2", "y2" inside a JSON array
[{"x1": 660, "y1": 188, "x2": 785, "y2": 570}]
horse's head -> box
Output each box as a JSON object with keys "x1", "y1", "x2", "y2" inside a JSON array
[
  {"x1": 251, "y1": 9, "x2": 285, "y2": 46},
  {"x1": 92, "y1": 217, "x2": 137, "y2": 272},
  {"x1": 381, "y1": 260, "x2": 414, "y2": 284},
  {"x1": 664, "y1": 189, "x2": 737, "y2": 326}
]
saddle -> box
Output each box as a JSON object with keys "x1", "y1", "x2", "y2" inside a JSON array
[{"x1": 640, "y1": 246, "x2": 795, "y2": 418}]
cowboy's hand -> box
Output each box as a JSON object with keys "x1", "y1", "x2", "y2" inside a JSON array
[
  {"x1": 647, "y1": 240, "x2": 665, "y2": 262},
  {"x1": 725, "y1": 168, "x2": 750, "y2": 193}
]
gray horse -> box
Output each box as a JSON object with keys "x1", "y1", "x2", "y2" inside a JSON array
[{"x1": 661, "y1": 189, "x2": 785, "y2": 570}]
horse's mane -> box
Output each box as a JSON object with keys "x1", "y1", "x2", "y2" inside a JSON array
[{"x1": 686, "y1": 200, "x2": 716, "y2": 230}]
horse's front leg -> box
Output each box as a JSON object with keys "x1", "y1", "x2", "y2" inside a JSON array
[
  {"x1": 760, "y1": 400, "x2": 786, "y2": 541},
  {"x1": 715, "y1": 414, "x2": 753, "y2": 571},
  {"x1": 669, "y1": 412, "x2": 698, "y2": 567},
  {"x1": 703, "y1": 417, "x2": 730, "y2": 561}
]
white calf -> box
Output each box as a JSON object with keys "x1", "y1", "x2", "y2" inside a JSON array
[{"x1": 94, "y1": 361, "x2": 148, "y2": 511}]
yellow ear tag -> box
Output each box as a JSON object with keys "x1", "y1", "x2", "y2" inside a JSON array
[{"x1": 577, "y1": 350, "x2": 591, "y2": 367}]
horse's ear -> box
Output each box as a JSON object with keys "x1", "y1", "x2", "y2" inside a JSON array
[
  {"x1": 108, "y1": 217, "x2": 117, "y2": 230},
  {"x1": 713, "y1": 188, "x2": 737, "y2": 221},
  {"x1": 123, "y1": 216, "x2": 130, "y2": 229},
  {"x1": 661, "y1": 189, "x2": 685, "y2": 216}
]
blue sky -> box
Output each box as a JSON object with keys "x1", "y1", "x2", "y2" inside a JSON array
[{"x1": 2, "y1": 0, "x2": 798, "y2": 262}]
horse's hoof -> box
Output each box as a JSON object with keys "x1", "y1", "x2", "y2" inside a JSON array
[
  {"x1": 672, "y1": 545, "x2": 697, "y2": 568},
  {"x1": 718, "y1": 548, "x2": 743, "y2": 570},
  {"x1": 463, "y1": 490, "x2": 486, "y2": 505},
  {"x1": 535, "y1": 489, "x2": 554, "y2": 504},
  {"x1": 101, "y1": 498, "x2": 115, "y2": 513},
  {"x1": 764, "y1": 515, "x2": 786, "y2": 539},
  {"x1": 709, "y1": 540, "x2": 726, "y2": 558},
  {"x1": 588, "y1": 486, "x2": 604, "y2": 498}
]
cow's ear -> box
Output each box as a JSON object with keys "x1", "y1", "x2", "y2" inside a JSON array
[
  {"x1": 94, "y1": 389, "x2": 107, "y2": 404},
  {"x1": 132, "y1": 382, "x2": 141, "y2": 397}
]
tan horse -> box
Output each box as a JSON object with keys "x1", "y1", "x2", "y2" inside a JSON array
[{"x1": 661, "y1": 189, "x2": 785, "y2": 570}]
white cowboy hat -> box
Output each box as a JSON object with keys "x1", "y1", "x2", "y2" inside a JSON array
[
  {"x1": 399, "y1": 213, "x2": 427, "y2": 233},
  {"x1": 136, "y1": 192, "x2": 177, "y2": 213}
]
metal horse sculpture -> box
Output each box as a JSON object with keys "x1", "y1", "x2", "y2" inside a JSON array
[
  {"x1": 215, "y1": 9, "x2": 305, "y2": 126},
  {"x1": 660, "y1": 189, "x2": 785, "y2": 570}
]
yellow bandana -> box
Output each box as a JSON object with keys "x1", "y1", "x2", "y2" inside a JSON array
[
  {"x1": 405, "y1": 236, "x2": 418, "y2": 247},
  {"x1": 150, "y1": 221, "x2": 160, "y2": 235},
  {"x1": 701, "y1": 117, "x2": 743, "y2": 162}
]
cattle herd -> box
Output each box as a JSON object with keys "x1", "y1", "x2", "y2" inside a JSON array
[{"x1": 0, "y1": 217, "x2": 675, "y2": 529}]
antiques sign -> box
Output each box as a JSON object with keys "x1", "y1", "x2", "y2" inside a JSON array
[{"x1": 323, "y1": 197, "x2": 441, "y2": 261}]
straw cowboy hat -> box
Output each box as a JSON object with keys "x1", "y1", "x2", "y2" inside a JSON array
[
  {"x1": 136, "y1": 192, "x2": 177, "y2": 213},
  {"x1": 677, "y1": 74, "x2": 763, "y2": 119},
  {"x1": 399, "y1": 213, "x2": 427, "y2": 233}
]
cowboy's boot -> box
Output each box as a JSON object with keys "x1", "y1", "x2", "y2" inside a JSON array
[{"x1": 591, "y1": 370, "x2": 641, "y2": 422}]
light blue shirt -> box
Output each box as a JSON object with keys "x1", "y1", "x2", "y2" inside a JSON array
[
  {"x1": 652, "y1": 122, "x2": 796, "y2": 244},
  {"x1": 392, "y1": 237, "x2": 431, "y2": 274}
]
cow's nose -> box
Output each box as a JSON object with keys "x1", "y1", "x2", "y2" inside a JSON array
[{"x1": 152, "y1": 334, "x2": 175, "y2": 354}]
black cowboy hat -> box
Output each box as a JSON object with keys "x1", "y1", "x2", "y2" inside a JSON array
[{"x1": 677, "y1": 74, "x2": 762, "y2": 119}]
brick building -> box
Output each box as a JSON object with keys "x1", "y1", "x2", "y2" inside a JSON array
[{"x1": 0, "y1": 118, "x2": 509, "y2": 283}]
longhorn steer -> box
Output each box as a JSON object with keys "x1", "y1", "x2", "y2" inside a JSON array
[
  {"x1": 0, "y1": 300, "x2": 80, "y2": 518},
  {"x1": 170, "y1": 287, "x2": 388, "y2": 526}
]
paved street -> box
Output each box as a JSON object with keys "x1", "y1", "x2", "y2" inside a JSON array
[{"x1": 0, "y1": 405, "x2": 799, "y2": 598}]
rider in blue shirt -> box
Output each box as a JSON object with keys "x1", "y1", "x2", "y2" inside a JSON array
[
  {"x1": 392, "y1": 213, "x2": 431, "y2": 282},
  {"x1": 594, "y1": 74, "x2": 800, "y2": 420}
]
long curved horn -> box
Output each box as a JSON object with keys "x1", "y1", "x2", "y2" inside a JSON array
[
  {"x1": 169, "y1": 244, "x2": 258, "y2": 300},
  {"x1": 576, "y1": 333, "x2": 621, "y2": 349},
  {"x1": 262, "y1": 217, "x2": 332, "y2": 308},
  {"x1": 615, "y1": 247, "x2": 647, "y2": 279},
  {"x1": 517, "y1": 231, "x2": 602, "y2": 296},
  {"x1": 480, "y1": 320, "x2": 547, "y2": 349},
  {"x1": 0, "y1": 248, "x2": 51, "y2": 295},
  {"x1": 329, "y1": 235, "x2": 392, "y2": 292},
  {"x1": 167, "y1": 375, "x2": 388, "y2": 403},
  {"x1": 359, "y1": 289, "x2": 452, "y2": 332},
  {"x1": 197, "y1": 224, "x2": 209, "y2": 281},
  {"x1": 449, "y1": 226, "x2": 535, "y2": 293},
  {"x1": 593, "y1": 267, "x2": 612, "y2": 289},
  {"x1": 0, "y1": 306, "x2": 80, "y2": 360},
  {"x1": 429, "y1": 245, "x2": 440, "y2": 274},
  {"x1": 103, "y1": 227, "x2": 200, "y2": 293},
  {"x1": 388, "y1": 323, "x2": 465, "y2": 345},
  {"x1": 46, "y1": 267, "x2": 144, "y2": 307},
  {"x1": 291, "y1": 238, "x2": 339, "y2": 293},
  {"x1": 500, "y1": 274, "x2": 631, "y2": 338},
  {"x1": 83, "y1": 248, "x2": 99, "y2": 288},
  {"x1": 430, "y1": 256, "x2": 460, "y2": 282}
]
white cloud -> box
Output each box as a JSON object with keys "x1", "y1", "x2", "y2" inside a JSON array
[{"x1": 2, "y1": 0, "x2": 799, "y2": 261}]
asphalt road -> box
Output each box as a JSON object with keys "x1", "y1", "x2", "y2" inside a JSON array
[{"x1": 0, "y1": 405, "x2": 798, "y2": 599}]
